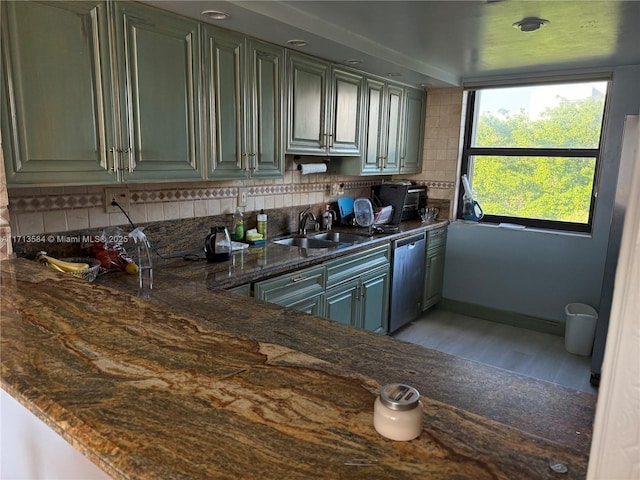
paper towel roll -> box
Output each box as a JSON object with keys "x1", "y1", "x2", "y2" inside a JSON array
[{"x1": 299, "y1": 163, "x2": 327, "y2": 175}]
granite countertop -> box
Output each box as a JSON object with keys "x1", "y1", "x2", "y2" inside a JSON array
[
  {"x1": 96, "y1": 220, "x2": 448, "y2": 291},
  {"x1": 1, "y1": 252, "x2": 595, "y2": 479}
]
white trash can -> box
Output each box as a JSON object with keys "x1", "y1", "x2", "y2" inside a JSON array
[{"x1": 564, "y1": 303, "x2": 598, "y2": 356}]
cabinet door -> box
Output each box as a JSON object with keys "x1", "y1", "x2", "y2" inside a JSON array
[
  {"x1": 361, "y1": 267, "x2": 390, "y2": 333},
  {"x1": 361, "y1": 78, "x2": 385, "y2": 175},
  {"x1": 203, "y1": 27, "x2": 246, "y2": 180},
  {"x1": 285, "y1": 52, "x2": 330, "y2": 154},
  {"x1": 328, "y1": 69, "x2": 363, "y2": 156},
  {"x1": 280, "y1": 292, "x2": 325, "y2": 317},
  {"x1": 325, "y1": 279, "x2": 360, "y2": 326},
  {"x1": 423, "y1": 247, "x2": 445, "y2": 310},
  {"x1": 114, "y1": 2, "x2": 203, "y2": 182},
  {"x1": 255, "y1": 264, "x2": 325, "y2": 303},
  {"x1": 401, "y1": 87, "x2": 426, "y2": 174},
  {"x1": 1, "y1": 1, "x2": 117, "y2": 186},
  {"x1": 382, "y1": 84, "x2": 403, "y2": 174},
  {"x1": 246, "y1": 40, "x2": 285, "y2": 179}
]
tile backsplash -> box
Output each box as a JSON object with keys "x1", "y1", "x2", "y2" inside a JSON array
[{"x1": 3, "y1": 87, "x2": 463, "y2": 242}]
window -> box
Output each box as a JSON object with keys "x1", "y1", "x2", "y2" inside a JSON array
[{"x1": 459, "y1": 79, "x2": 610, "y2": 232}]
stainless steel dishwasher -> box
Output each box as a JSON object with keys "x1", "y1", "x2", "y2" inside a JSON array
[{"x1": 389, "y1": 232, "x2": 426, "y2": 333}]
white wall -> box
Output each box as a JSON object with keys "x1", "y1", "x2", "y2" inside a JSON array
[
  {"x1": 442, "y1": 65, "x2": 640, "y2": 323},
  {"x1": 0, "y1": 390, "x2": 110, "y2": 479},
  {"x1": 588, "y1": 113, "x2": 640, "y2": 479}
]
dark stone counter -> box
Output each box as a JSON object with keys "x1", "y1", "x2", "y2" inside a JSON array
[{"x1": 1, "y1": 252, "x2": 595, "y2": 479}]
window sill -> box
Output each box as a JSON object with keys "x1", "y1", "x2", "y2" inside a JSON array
[{"x1": 453, "y1": 219, "x2": 593, "y2": 238}]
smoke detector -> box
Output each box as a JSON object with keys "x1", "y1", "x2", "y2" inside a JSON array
[{"x1": 513, "y1": 17, "x2": 549, "y2": 32}]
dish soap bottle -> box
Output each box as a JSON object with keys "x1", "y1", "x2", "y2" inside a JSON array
[
  {"x1": 257, "y1": 209, "x2": 267, "y2": 240},
  {"x1": 232, "y1": 207, "x2": 244, "y2": 241},
  {"x1": 322, "y1": 204, "x2": 334, "y2": 230}
]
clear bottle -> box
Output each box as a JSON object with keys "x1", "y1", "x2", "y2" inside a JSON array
[
  {"x1": 257, "y1": 209, "x2": 267, "y2": 240},
  {"x1": 232, "y1": 207, "x2": 244, "y2": 241}
]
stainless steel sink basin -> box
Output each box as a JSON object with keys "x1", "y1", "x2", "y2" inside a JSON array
[
  {"x1": 273, "y1": 231, "x2": 372, "y2": 250},
  {"x1": 273, "y1": 236, "x2": 339, "y2": 249},
  {"x1": 311, "y1": 232, "x2": 371, "y2": 244}
]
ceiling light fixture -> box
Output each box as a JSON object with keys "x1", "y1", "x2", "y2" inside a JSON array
[
  {"x1": 344, "y1": 59, "x2": 363, "y2": 66},
  {"x1": 287, "y1": 39, "x2": 308, "y2": 47},
  {"x1": 201, "y1": 10, "x2": 229, "y2": 20},
  {"x1": 512, "y1": 17, "x2": 549, "y2": 32},
  {"x1": 386, "y1": 72, "x2": 402, "y2": 78}
]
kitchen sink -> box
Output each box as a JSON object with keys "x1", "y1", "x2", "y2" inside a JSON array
[
  {"x1": 273, "y1": 231, "x2": 372, "y2": 249},
  {"x1": 273, "y1": 236, "x2": 340, "y2": 249},
  {"x1": 311, "y1": 232, "x2": 371, "y2": 244}
]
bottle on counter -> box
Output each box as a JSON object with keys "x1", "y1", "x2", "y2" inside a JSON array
[
  {"x1": 321, "y1": 204, "x2": 335, "y2": 230},
  {"x1": 232, "y1": 207, "x2": 244, "y2": 241},
  {"x1": 257, "y1": 209, "x2": 267, "y2": 240}
]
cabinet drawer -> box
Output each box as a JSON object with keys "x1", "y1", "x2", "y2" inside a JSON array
[
  {"x1": 427, "y1": 227, "x2": 447, "y2": 249},
  {"x1": 325, "y1": 243, "x2": 390, "y2": 287},
  {"x1": 227, "y1": 283, "x2": 251, "y2": 296},
  {"x1": 254, "y1": 264, "x2": 326, "y2": 304}
]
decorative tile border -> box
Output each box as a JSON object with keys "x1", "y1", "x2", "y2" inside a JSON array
[
  {"x1": 7, "y1": 179, "x2": 452, "y2": 214},
  {"x1": 7, "y1": 180, "x2": 384, "y2": 214},
  {"x1": 424, "y1": 181, "x2": 455, "y2": 189}
]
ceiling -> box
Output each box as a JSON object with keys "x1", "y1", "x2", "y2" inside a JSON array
[{"x1": 142, "y1": 0, "x2": 640, "y2": 88}]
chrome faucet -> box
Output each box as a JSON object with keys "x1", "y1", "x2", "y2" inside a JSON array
[{"x1": 298, "y1": 206, "x2": 318, "y2": 235}]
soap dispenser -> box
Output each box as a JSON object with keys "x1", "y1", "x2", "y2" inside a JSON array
[{"x1": 322, "y1": 204, "x2": 336, "y2": 230}]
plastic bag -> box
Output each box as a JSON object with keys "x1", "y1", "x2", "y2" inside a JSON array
[{"x1": 89, "y1": 227, "x2": 133, "y2": 271}]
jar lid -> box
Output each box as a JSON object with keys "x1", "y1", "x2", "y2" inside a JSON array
[{"x1": 379, "y1": 384, "x2": 420, "y2": 411}]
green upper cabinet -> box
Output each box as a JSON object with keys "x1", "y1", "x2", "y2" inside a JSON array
[
  {"x1": 203, "y1": 27, "x2": 246, "y2": 180},
  {"x1": 113, "y1": 2, "x2": 203, "y2": 182},
  {"x1": 381, "y1": 84, "x2": 404, "y2": 174},
  {"x1": 360, "y1": 78, "x2": 384, "y2": 175},
  {"x1": 204, "y1": 27, "x2": 284, "y2": 180},
  {"x1": 1, "y1": 1, "x2": 117, "y2": 186},
  {"x1": 400, "y1": 87, "x2": 427, "y2": 174},
  {"x1": 285, "y1": 51, "x2": 363, "y2": 156},
  {"x1": 332, "y1": 78, "x2": 403, "y2": 176},
  {"x1": 285, "y1": 52, "x2": 330, "y2": 154},
  {"x1": 246, "y1": 39, "x2": 285, "y2": 179},
  {"x1": 328, "y1": 68, "x2": 364, "y2": 155}
]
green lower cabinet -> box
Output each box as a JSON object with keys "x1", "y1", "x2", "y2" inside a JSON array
[
  {"x1": 324, "y1": 244, "x2": 391, "y2": 333},
  {"x1": 360, "y1": 267, "x2": 390, "y2": 333},
  {"x1": 423, "y1": 228, "x2": 447, "y2": 311},
  {"x1": 227, "y1": 283, "x2": 251, "y2": 296},
  {"x1": 324, "y1": 269, "x2": 389, "y2": 333},
  {"x1": 325, "y1": 279, "x2": 361, "y2": 326},
  {"x1": 254, "y1": 264, "x2": 326, "y2": 316},
  {"x1": 255, "y1": 243, "x2": 391, "y2": 333}
]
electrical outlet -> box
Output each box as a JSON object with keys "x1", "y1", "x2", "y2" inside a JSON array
[
  {"x1": 105, "y1": 187, "x2": 130, "y2": 213},
  {"x1": 330, "y1": 183, "x2": 344, "y2": 197},
  {"x1": 238, "y1": 188, "x2": 248, "y2": 207}
]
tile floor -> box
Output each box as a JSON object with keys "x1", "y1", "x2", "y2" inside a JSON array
[{"x1": 392, "y1": 308, "x2": 598, "y2": 395}]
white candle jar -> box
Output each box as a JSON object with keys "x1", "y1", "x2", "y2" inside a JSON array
[{"x1": 373, "y1": 383, "x2": 423, "y2": 441}]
